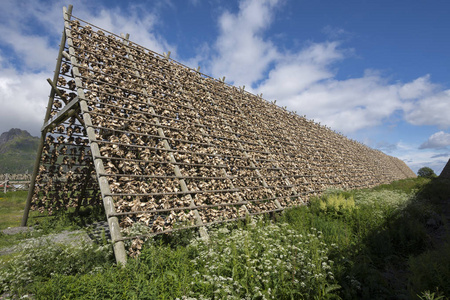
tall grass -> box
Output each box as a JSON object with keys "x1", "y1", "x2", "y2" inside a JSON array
[
  {"x1": 0, "y1": 238, "x2": 113, "y2": 296},
  {"x1": 0, "y1": 190, "x2": 28, "y2": 230},
  {"x1": 1, "y1": 177, "x2": 448, "y2": 299},
  {"x1": 408, "y1": 242, "x2": 450, "y2": 297}
]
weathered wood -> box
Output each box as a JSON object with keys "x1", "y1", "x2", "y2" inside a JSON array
[
  {"x1": 21, "y1": 5, "x2": 74, "y2": 227},
  {"x1": 3, "y1": 174, "x2": 7, "y2": 193},
  {"x1": 108, "y1": 192, "x2": 310, "y2": 217},
  {"x1": 122, "y1": 36, "x2": 208, "y2": 240},
  {"x1": 115, "y1": 207, "x2": 284, "y2": 242},
  {"x1": 63, "y1": 5, "x2": 127, "y2": 266},
  {"x1": 41, "y1": 96, "x2": 80, "y2": 133},
  {"x1": 27, "y1": 5, "x2": 416, "y2": 263}
]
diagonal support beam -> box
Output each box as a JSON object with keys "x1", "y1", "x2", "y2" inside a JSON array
[
  {"x1": 41, "y1": 96, "x2": 80, "y2": 133},
  {"x1": 63, "y1": 6, "x2": 127, "y2": 266},
  {"x1": 121, "y1": 35, "x2": 208, "y2": 240},
  {"x1": 22, "y1": 5, "x2": 74, "y2": 226},
  {"x1": 47, "y1": 78, "x2": 85, "y2": 127}
]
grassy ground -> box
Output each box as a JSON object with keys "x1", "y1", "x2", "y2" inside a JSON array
[
  {"x1": 0, "y1": 190, "x2": 28, "y2": 230},
  {"x1": 1, "y1": 177, "x2": 449, "y2": 299}
]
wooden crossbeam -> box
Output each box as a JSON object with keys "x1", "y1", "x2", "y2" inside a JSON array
[{"x1": 41, "y1": 96, "x2": 80, "y2": 133}]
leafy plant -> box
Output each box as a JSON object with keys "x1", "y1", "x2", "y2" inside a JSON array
[
  {"x1": 189, "y1": 222, "x2": 337, "y2": 299},
  {"x1": 418, "y1": 167, "x2": 437, "y2": 179},
  {"x1": 1, "y1": 177, "x2": 448, "y2": 299},
  {"x1": 418, "y1": 288, "x2": 447, "y2": 300},
  {"x1": 408, "y1": 243, "x2": 450, "y2": 298},
  {"x1": 0, "y1": 238, "x2": 113, "y2": 296},
  {"x1": 309, "y1": 191, "x2": 356, "y2": 217}
]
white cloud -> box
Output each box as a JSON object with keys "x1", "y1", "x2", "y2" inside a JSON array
[
  {"x1": 205, "y1": 0, "x2": 448, "y2": 135},
  {"x1": 0, "y1": 66, "x2": 49, "y2": 136},
  {"x1": 0, "y1": 0, "x2": 173, "y2": 71},
  {"x1": 404, "y1": 90, "x2": 450, "y2": 128},
  {"x1": 260, "y1": 62, "x2": 444, "y2": 135},
  {"x1": 260, "y1": 69, "x2": 407, "y2": 133},
  {"x1": 0, "y1": 31, "x2": 58, "y2": 71},
  {"x1": 296, "y1": 41, "x2": 344, "y2": 66},
  {"x1": 403, "y1": 151, "x2": 448, "y2": 175},
  {"x1": 322, "y1": 26, "x2": 351, "y2": 39},
  {"x1": 419, "y1": 131, "x2": 450, "y2": 149},
  {"x1": 398, "y1": 74, "x2": 437, "y2": 100},
  {"x1": 209, "y1": 0, "x2": 281, "y2": 85},
  {"x1": 79, "y1": 6, "x2": 172, "y2": 56},
  {"x1": 0, "y1": 0, "x2": 174, "y2": 136},
  {"x1": 180, "y1": 42, "x2": 211, "y2": 72},
  {"x1": 1, "y1": 0, "x2": 449, "y2": 171},
  {"x1": 385, "y1": 140, "x2": 448, "y2": 175},
  {"x1": 0, "y1": 0, "x2": 64, "y2": 71},
  {"x1": 258, "y1": 42, "x2": 342, "y2": 98}
]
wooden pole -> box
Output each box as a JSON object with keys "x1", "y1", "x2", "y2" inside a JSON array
[
  {"x1": 20, "y1": 6, "x2": 74, "y2": 226},
  {"x1": 3, "y1": 174, "x2": 7, "y2": 194},
  {"x1": 63, "y1": 6, "x2": 127, "y2": 266},
  {"x1": 121, "y1": 36, "x2": 208, "y2": 240}
]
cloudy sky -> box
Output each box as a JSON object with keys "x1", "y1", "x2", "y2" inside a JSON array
[{"x1": 1, "y1": 0, "x2": 449, "y2": 174}]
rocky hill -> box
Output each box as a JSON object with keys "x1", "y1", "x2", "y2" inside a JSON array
[{"x1": 0, "y1": 128, "x2": 39, "y2": 173}]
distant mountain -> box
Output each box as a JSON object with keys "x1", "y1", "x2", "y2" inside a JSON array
[{"x1": 0, "y1": 128, "x2": 39, "y2": 174}]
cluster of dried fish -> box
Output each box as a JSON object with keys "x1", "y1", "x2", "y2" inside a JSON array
[
  {"x1": 29, "y1": 48, "x2": 102, "y2": 215},
  {"x1": 30, "y1": 125, "x2": 101, "y2": 214},
  {"x1": 0, "y1": 174, "x2": 32, "y2": 181},
  {"x1": 30, "y1": 16, "x2": 415, "y2": 256}
]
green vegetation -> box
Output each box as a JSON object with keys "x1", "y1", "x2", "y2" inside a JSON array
[
  {"x1": 418, "y1": 166, "x2": 437, "y2": 179},
  {"x1": 0, "y1": 191, "x2": 28, "y2": 230},
  {"x1": 1, "y1": 177, "x2": 449, "y2": 299},
  {"x1": 0, "y1": 191, "x2": 105, "y2": 251},
  {"x1": 0, "y1": 128, "x2": 39, "y2": 173}
]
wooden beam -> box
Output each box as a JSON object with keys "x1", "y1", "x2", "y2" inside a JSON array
[
  {"x1": 21, "y1": 4, "x2": 74, "y2": 226},
  {"x1": 122, "y1": 36, "x2": 209, "y2": 240},
  {"x1": 63, "y1": 5, "x2": 127, "y2": 266},
  {"x1": 41, "y1": 96, "x2": 80, "y2": 133}
]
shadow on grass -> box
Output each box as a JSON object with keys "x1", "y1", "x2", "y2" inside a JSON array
[
  {"x1": 340, "y1": 178, "x2": 450, "y2": 299},
  {"x1": 281, "y1": 178, "x2": 450, "y2": 299}
]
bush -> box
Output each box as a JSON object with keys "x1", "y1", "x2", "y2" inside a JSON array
[
  {"x1": 0, "y1": 238, "x2": 113, "y2": 296},
  {"x1": 309, "y1": 191, "x2": 356, "y2": 217},
  {"x1": 35, "y1": 220, "x2": 340, "y2": 299},
  {"x1": 189, "y1": 222, "x2": 337, "y2": 299},
  {"x1": 418, "y1": 167, "x2": 437, "y2": 179},
  {"x1": 2, "y1": 177, "x2": 446, "y2": 299},
  {"x1": 408, "y1": 243, "x2": 450, "y2": 298}
]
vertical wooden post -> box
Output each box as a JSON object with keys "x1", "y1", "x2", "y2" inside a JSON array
[
  {"x1": 231, "y1": 97, "x2": 294, "y2": 209},
  {"x1": 192, "y1": 117, "x2": 250, "y2": 216},
  {"x1": 3, "y1": 174, "x2": 7, "y2": 194},
  {"x1": 206, "y1": 88, "x2": 283, "y2": 210},
  {"x1": 121, "y1": 37, "x2": 208, "y2": 239}
]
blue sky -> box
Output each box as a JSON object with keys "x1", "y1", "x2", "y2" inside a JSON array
[{"x1": 1, "y1": 0, "x2": 450, "y2": 174}]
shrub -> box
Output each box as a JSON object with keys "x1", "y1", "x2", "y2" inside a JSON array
[
  {"x1": 418, "y1": 167, "x2": 437, "y2": 179},
  {"x1": 0, "y1": 237, "x2": 113, "y2": 296},
  {"x1": 408, "y1": 243, "x2": 450, "y2": 298},
  {"x1": 310, "y1": 192, "x2": 356, "y2": 217},
  {"x1": 35, "y1": 220, "x2": 340, "y2": 299},
  {"x1": 189, "y1": 222, "x2": 338, "y2": 299},
  {"x1": 3, "y1": 177, "x2": 446, "y2": 299}
]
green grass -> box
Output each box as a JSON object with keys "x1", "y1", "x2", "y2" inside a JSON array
[
  {"x1": 0, "y1": 190, "x2": 28, "y2": 230},
  {"x1": 0, "y1": 191, "x2": 106, "y2": 251},
  {"x1": 408, "y1": 242, "x2": 450, "y2": 297},
  {"x1": 0, "y1": 177, "x2": 449, "y2": 299},
  {"x1": 371, "y1": 176, "x2": 431, "y2": 194}
]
